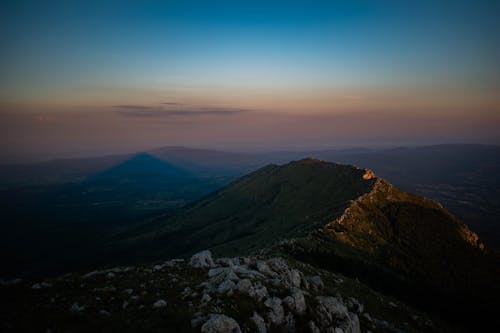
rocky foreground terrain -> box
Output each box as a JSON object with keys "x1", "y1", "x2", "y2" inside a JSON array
[{"x1": 2, "y1": 250, "x2": 450, "y2": 333}]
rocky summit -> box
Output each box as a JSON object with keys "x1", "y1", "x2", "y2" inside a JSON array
[{"x1": 2, "y1": 250, "x2": 446, "y2": 333}]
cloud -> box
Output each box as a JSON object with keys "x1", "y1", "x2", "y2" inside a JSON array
[
  {"x1": 161, "y1": 102, "x2": 183, "y2": 105},
  {"x1": 113, "y1": 105, "x2": 252, "y2": 118}
]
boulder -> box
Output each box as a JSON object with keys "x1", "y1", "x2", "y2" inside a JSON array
[
  {"x1": 190, "y1": 250, "x2": 215, "y2": 268},
  {"x1": 153, "y1": 299, "x2": 167, "y2": 308},
  {"x1": 315, "y1": 297, "x2": 360, "y2": 333},
  {"x1": 251, "y1": 312, "x2": 267, "y2": 333},
  {"x1": 201, "y1": 314, "x2": 242, "y2": 333},
  {"x1": 283, "y1": 288, "x2": 307, "y2": 314},
  {"x1": 264, "y1": 297, "x2": 285, "y2": 326}
]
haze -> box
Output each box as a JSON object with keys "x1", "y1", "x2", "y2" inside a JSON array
[{"x1": 1, "y1": 1, "x2": 499, "y2": 161}]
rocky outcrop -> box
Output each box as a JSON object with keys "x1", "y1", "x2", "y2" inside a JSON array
[{"x1": 1, "y1": 250, "x2": 440, "y2": 333}]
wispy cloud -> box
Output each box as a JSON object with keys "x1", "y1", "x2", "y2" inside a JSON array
[
  {"x1": 161, "y1": 102, "x2": 183, "y2": 106},
  {"x1": 113, "y1": 105, "x2": 252, "y2": 118}
]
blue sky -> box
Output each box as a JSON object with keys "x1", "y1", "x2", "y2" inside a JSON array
[{"x1": 0, "y1": 1, "x2": 499, "y2": 158}]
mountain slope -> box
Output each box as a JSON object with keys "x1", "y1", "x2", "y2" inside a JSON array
[
  {"x1": 127, "y1": 158, "x2": 376, "y2": 257},
  {"x1": 120, "y1": 158, "x2": 499, "y2": 331}
]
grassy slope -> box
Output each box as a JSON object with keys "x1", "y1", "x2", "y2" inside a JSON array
[{"x1": 124, "y1": 158, "x2": 376, "y2": 259}]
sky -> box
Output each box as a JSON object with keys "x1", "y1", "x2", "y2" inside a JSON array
[{"x1": 1, "y1": 0, "x2": 499, "y2": 161}]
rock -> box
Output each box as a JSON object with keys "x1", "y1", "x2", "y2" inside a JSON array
[
  {"x1": 307, "y1": 275, "x2": 324, "y2": 291},
  {"x1": 201, "y1": 293, "x2": 212, "y2": 303},
  {"x1": 217, "y1": 280, "x2": 236, "y2": 294},
  {"x1": 236, "y1": 279, "x2": 253, "y2": 294},
  {"x1": 255, "y1": 260, "x2": 276, "y2": 276},
  {"x1": 190, "y1": 250, "x2": 215, "y2": 268},
  {"x1": 99, "y1": 310, "x2": 110, "y2": 316},
  {"x1": 216, "y1": 258, "x2": 235, "y2": 267},
  {"x1": 0, "y1": 278, "x2": 22, "y2": 286},
  {"x1": 309, "y1": 321, "x2": 321, "y2": 333},
  {"x1": 124, "y1": 288, "x2": 134, "y2": 295},
  {"x1": 290, "y1": 269, "x2": 302, "y2": 287},
  {"x1": 82, "y1": 270, "x2": 100, "y2": 279},
  {"x1": 106, "y1": 272, "x2": 115, "y2": 279},
  {"x1": 192, "y1": 312, "x2": 208, "y2": 328},
  {"x1": 315, "y1": 297, "x2": 360, "y2": 333},
  {"x1": 283, "y1": 288, "x2": 307, "y2": 314},
  {"x1": 251, "y1": 312, "x2": 267, "y2": 333},
  {"x1": 346, "y1": 297, "x2": 364, "y2": 313},
  {"x1": 201, "y1": 314, "x2": 242, "y2": 333},
  {"x1": 31, "y1": 282, "x2": 52, "y2": 289},
  {"x1": 251, "y1": 283, "x2": 269, "y2": 302},
  {"x1": 267, "y1": 258, "x2": 289, "y2": 273},
  {"x1": 122, "y1": 301, "x2": 129, "y2": 309},
  {"x1": 69, "y1": 303, "x2": 85, "y2": 313},
  {"x1": 209, "y1": 267, "x2": 228, "y2": 277},
  {"x1": 153, "y1": 299, "x2": 167, "y2": 308},
  {"x1": 264, "y1": 297, "x2": 285, "y2": 326},
  {"x1": 284, "y1": 312, "x2": 297, "y2": 332}
]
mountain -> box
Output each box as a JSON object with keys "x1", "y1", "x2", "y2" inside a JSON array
[{"x1": 119, "y1": 158, "x2": 499, "y2": 331}]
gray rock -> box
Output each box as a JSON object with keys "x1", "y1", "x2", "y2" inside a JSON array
[
  {"x1": 201, "y1": 293, "x2": 212, "y2": 303},
  {"x1": 201, "y1": 314, "x2": 242, "y2": 333},
  {"x1": 309, "y1": 321, "x2": 321, "y2": 333},
  {"x1": 190, "y1": 250, "x2": 215, "y2": 268},
  {"x1": 307, "y1": 275, "x2": 324, "y2": 291},
  {"x1": 69, "y1": 303, "x2": 85, "y2": 313},
  {"x1": 216, "y1": 258, "x2": 235, "y2": 267},
  {"x1": 209, "y1": 267, "x2": 229, "y2": 277},
  {"x1": 153, "y1": 299, "x2": 167, "y2": 308},
  {"x1": 315, "y1": 297, "x2": 360, "y2": 333},
  {"x1": 256, "y1": 260, "x2": 276, "y2": 276},
  {"x1": 290, "y1": 269, "x2": 302, "y2": 287},
  {"x1": 283, "y1": 288, "x2": 307, "y2": 314},
  {"x1": 264, "y1": 297, "x2": 285, "y2": 326},
  {"x1": 217, "y1": 280, "x2": 236, "y2": 294},
  {"x1": 192, "y1": 312, "x2": 208, "y2": 328},
  {"x1": 251, "y1": 312, "x2": 267, "y2": 333},
  {"x1": 251, "y1": 283, "x2": 269, "y2": 302},
  {"x1": 236, "y1": 279, "x2": 253, "y2": 294},
  {"x1": 267, "y1": 258, "x2": 289, "y2": 273},
  {"x1": 285, "y1": 312, "x2": 297, "y2": 332}
]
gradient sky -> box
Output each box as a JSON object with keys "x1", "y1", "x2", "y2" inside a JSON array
[{"x1": 1, "y1": 0, "x2": 499, "y2": 161}]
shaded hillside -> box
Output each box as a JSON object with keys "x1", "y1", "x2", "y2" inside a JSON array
[{"x1": 0, "y1": 154, "x2": 223, "y2": 278}]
